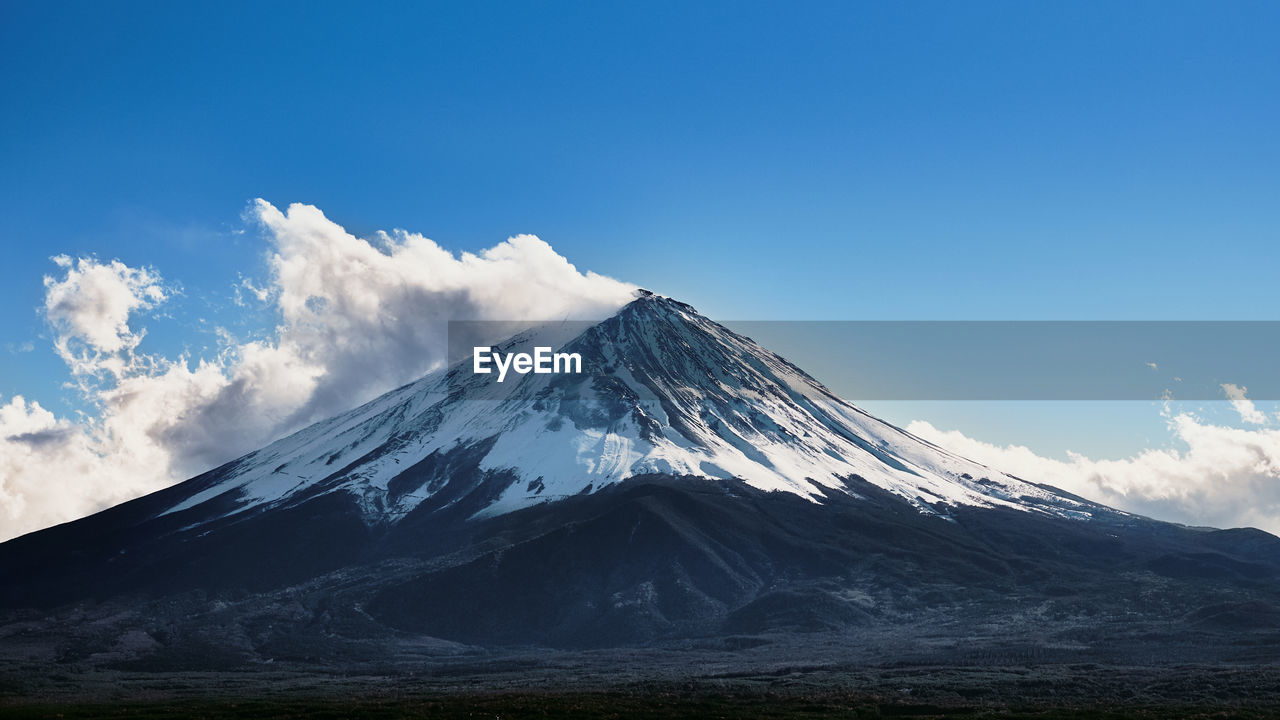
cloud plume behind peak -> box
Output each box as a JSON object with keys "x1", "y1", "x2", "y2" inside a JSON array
[{"x1": 0, "y1": 201, "x2": 636, "y2": 541}]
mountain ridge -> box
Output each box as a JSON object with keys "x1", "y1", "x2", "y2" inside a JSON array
[
  {"x1": 130, "y1": 291, "x2": 1105, "y2": 537},
  {"x1": 3, "y1": 292, "x2": 1279, "y2": 660}
]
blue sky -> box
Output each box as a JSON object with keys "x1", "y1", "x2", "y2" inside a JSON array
[{"x1": 2, "y1": 1, "x2": 1278, "y2": 460}]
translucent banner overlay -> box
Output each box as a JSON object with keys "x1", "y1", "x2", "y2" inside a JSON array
[{"x1": 449, "y1": 320, "x2": 1280, "y2": 400}]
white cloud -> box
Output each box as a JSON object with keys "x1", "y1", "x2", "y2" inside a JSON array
[
  {"x1": 249, "y1": 200, "x2": 635, "y2": 428},
  {"x1": 0, "y1": 395, "x2": 161, "y2": 538},
  {"x1": 234, "y1": 276, "x2": 272, "y2": 306},
  {"x1": 42, "y1": 256, "x2": 170, "y2": 381},
  {"x1": 1222, "y1": 383, "x2": 1268, "y2": 425},
  {"x1": 908, "y1": 399, "x2": 1280, "y2": 534},
  {"x1": 0, "y1": 201, "x2": 636, "y2": 541}
]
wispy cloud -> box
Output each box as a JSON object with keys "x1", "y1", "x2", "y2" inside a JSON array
[{"x1": 1222, "y1": 383, "x2": 1268, "y2": 425}]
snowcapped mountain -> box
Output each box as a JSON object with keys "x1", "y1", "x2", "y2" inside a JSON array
[
  {"x1": 158, "y1": 290, "x2": 1093, "y2": 531},
  {"x1": 4, "y1": 291, "x2": 1279, "y2": 658}
]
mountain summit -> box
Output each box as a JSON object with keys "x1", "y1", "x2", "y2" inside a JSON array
[
  {"x1": 150, "y1": 291, "x2": 1092, "y2": 531},
  {"x1": 3, "y1": 292, "x2": 1279, "y2": 659}
]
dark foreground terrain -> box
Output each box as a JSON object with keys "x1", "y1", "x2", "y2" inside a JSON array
[
  {"x1": 5, "y1": 629, "x2": 1280, "y2": 719},
  {"x1": 5, "y1": 477, "x2": 1280, "y2": 716},
  {"x1": 4, "y1": 659, "x2": 1280, "y2": 718}
]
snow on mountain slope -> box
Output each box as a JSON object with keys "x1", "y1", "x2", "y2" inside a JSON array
[{"x1": 160, "y1": 291, "x2": 1097, "y2": 527}]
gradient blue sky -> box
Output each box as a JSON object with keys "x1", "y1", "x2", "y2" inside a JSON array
[{"x1": 2, "y1": 1, "x2": 1278, "y2": 457}]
